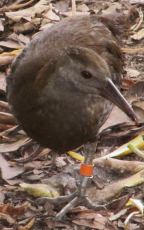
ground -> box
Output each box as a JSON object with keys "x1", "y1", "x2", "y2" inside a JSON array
[{"x1": 0, "y1": 0, "x2": 144, "y2": 230}]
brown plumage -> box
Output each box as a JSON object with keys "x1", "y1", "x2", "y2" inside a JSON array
[
  {"x1": 6, "y1": 13, "x2": 136, "y2": 152},
  {"x1": 6, "y1": 13, "x2": 138, "y2": 219}
]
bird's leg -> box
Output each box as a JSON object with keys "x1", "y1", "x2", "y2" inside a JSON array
[
  {"x1": 49, "y1": 150, "x2": 58, "y2": 170},
  {"x1": 76, "y1": 142, "x2": 96, "y2": 198},
  {"x1": 37, "y1": 142, "x2": 106, "y2": 221},
  {"x1": 83, "y1": 142, "x2": 96, "y2": 164}
]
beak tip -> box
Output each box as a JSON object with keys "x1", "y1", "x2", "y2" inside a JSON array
[
  {"x1": 129, "y1": 111, "x2": 139, "y2": 126},
  {"x1": 106, "y1": 78, "x2": 139, "y2": 126}
]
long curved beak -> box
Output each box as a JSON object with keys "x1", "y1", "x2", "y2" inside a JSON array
[{"x1": 100, "y1": 78, "x2": 139, "y2": 125}]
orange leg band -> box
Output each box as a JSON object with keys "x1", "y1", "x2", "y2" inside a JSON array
[{"x1": 79, "y1": 163, "x2": 94, "y2": 177}]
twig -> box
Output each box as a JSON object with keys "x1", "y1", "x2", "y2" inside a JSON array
[
  {"x1": 122, "y1": 47, "x2": 144, "y2": 53},
  {"x1": 13, "y1": 144, "x2": 41, "y2": 163},
  {"x1": 0, "y1": 0, "x2": 35, "y2": 13},
  {"x1": 71, "y1": 0, "x2": 76, "y2": 16}
]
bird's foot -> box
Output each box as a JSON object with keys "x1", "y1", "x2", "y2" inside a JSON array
[
  {"x1": 36, "y1": 176, "x2": 106, "y2": 221},
  {"x1": 55, "y1": 192, "x2": 106, "y2": 221}
]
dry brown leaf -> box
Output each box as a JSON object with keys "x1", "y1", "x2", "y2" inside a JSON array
[
  {"x1": 54, "y1": 0, "x2": 70, "y2": 12},
  {"x1": 100, "y1": 81, "x2": 144, "y2": 131},
  {"x1": 38, "y1": 148, "x2": 51, "y2": 157},
  {"x1": 93, "y1": 158, "x2": 144, "y2": 175},
  {"x1": 0, "y1": 40, "x2": 24, "y2": 49},
  {"x1": 132, "y1": 105, "x2": 144, "y2": 123},
  {"x1": 5, "y1": 0, "x2": 49, "y2": 22},
  {"x1": 44, "y1": 4, "x2": 60, "y2": 21},
  {"x1": 69, "y1": 206, "x2": 88, "y2": 213},
  {"x1": 40, "y1": 22, "x2": 54, "y2": 31},
  {"x1": 0, "y1": 101, "x2": 10, "y2": 113},
  {"x1": 122, "y1": 78, "x2": 135, "y2": 90},
  {"x1": 0, "y1": 189, "x2": 5, "y2": 204},
  {"x1": 2, "y1": 227, "x2": 13, "y2": 230},
  {"x1": 133, "y1": 101, "x2": 144, "y2": 110},
  {"x1": 99, "y1": 106, "x2": 134, "y2": 132},
  {"x1": 131, "y1": 28, "x2": 144, "y2": 40},
  {"x1": 0, "y1": 55, "x2": 16, "y2": 66},
  {"x1": 0, "y1": 202, "x2": 29, "y2": 216},
  {"x1": 0, "y1": 124, "x2": 14, "y2": 132},
  {"x1": 44, "y1": 220, "x2": 70, "y2": 229},
  {"x1": 55, "y1": 156, "x2": 67, "y2": 167},
  {"x1": 0, "y1": 71, "x2": 6, "y2": 92},
  {"x1": 125, "y1": 68, "x2": 140, "y2": 78},
  {"x1": 77, "y1": 4, "x2": 89, "y2": 12},
  {"x1": 0, "y1": 153, "x2": 25, "y2": 180},
  {"x1": 0, "y1": 0, "x2": 35, "y2": 12},
  {"x1": 16, "y1": 33, "x2": 30, "y2": 45},
  {"x1": 0, "y1": 212, "x2": 15, "y2": 224},
  {"x1": 18, "y1": 217, "x2": 35, "y2": 230},
  {"x1": 109, "y1": 209, "x2": 127, "y2": 221},
  {"x1": 102, "y1": 2, "x2": 121, "y2": 14},
  {"x1": 0, "y1": 112, "x2": 16, "y2": 125},
  {"x1": 0, "y1": 49, "x2": 22, "y2": 66},
  {"x1": 126, "y1": 81, "x2": 144, "y2": 103},
  {"x1": 0, "y1": 19, "x2": 4, "y2": 31},
  {"x1": 89, "y1": 169, "x2": 144, "y2": 204},
  {"x1": 0, "y1": 125, "x2": 21, "y2": 138},
  {"x1": 0, "y1": 135, "x2": 29, "y2": 152},
  {"x1": 7, "y1": 33, "x2": 26, "y2": 45},
  {"x1": 13, "y1": 21, "x2": 37, "y2": 33},
  {"x1": 106, "y1": 195, "x2": 130, "y2": 214},
  {"x1": 130, "y1": 7, "x2": 143, "y2": 31},
  {"x1": 73, "y1": 211, "x2": 117, "y2": 229}
]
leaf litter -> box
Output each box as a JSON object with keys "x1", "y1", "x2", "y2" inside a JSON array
[{"x1": 0, "y1": 0, "x2": 144, "y2": 230}]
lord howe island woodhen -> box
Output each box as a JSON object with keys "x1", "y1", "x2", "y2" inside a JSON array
[{"x1": 6, "y1": 12, "x2": 138, "y2": 220}]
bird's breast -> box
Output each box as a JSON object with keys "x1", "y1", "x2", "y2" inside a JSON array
[{"x1": 26, "y1": 94, "x2": 112, "y2": 152}]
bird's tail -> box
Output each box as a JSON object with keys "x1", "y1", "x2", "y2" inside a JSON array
[{"x1": 96, "y1": 4, "x2": 141, "y2": 42}]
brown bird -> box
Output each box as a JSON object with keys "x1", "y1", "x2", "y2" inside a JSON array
[{"x1": 6, "y1": 13, "x2": 138, "y2": 220}]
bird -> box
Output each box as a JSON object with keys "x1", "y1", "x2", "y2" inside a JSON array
[{"x1": 6, "y1": 12, "x2": 138, "y2": 220}]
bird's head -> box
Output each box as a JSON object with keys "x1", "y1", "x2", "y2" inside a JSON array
[{"x1": 46, "y1": 46, "x2": 138, "y2": 124}]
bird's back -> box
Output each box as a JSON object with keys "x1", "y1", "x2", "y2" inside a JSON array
[{"x1": 7, "y1": 13, "x2": 127, "y2": 85}]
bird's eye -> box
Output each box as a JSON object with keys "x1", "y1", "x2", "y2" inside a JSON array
[{"x1": 81, "y1": 71, "x2": 92, "y2": 79}]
